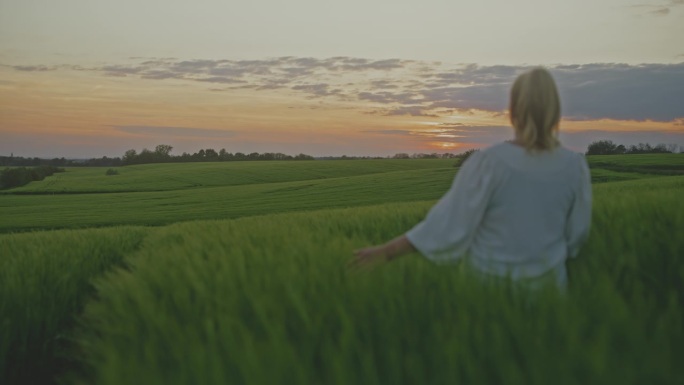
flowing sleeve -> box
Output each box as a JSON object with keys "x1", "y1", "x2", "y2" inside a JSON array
[
  {"x1": 565, "y1": 154, "x2": 592, "y2": 258},
  {"x1": 405, "y1": 151, "x2": 498, "y2": 263}
]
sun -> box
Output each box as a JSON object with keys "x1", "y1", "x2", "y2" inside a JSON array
[{"x1": 438, "y1": 142, "x2": 459, "y2": 149}]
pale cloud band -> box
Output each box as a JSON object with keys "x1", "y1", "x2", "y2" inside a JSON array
[{"x1": 114, "y1": 125, "x2": 235, "y2": 139}]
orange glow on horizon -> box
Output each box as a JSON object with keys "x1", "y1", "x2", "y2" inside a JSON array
[{"x1": 1, "y1": 65, "x2": 682, "y2": 158}]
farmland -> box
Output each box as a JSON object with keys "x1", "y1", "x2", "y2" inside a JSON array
[{"x1": 1, "y1": 154, "x2": 683, "y2": 384}]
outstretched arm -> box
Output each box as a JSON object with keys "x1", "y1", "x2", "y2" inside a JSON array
[{"x1": 349, "y1": 235, "x2": 416, "y2": 269}]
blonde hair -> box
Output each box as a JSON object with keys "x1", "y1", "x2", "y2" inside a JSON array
[{"x1": 509, "y1": 67, "x2": 561, "y2": 152}]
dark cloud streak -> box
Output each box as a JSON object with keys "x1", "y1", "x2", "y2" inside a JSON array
[
  {"x1": 631, "y1": 0, "x2": 684, "y2": 16},
  {"x1": 12, "y1": 65, "x2": 53, "y2": 71}
]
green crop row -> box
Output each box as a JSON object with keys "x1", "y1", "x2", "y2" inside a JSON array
[
  {"x1": 72, "y1": 180, "x2": 684, "y2": 385},
  {"x1": 0, "y1": 168, "x2": 455, "y2": 233},
  {"x1": 0, "y1": 227, "x2": 149, "y2": 384},
  {"x1": 3, "y1": 159, "x2": 457, "y2": 194},
  {"x1": 3, "y1": 154, "x2": 682, "y2": 196}
]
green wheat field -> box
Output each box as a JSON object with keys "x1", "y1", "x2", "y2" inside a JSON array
[{"x1": 1, "y1": 154, "x2": 683, "y2": 384}]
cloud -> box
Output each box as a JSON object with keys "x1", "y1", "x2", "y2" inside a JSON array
[
  {"x1": 363, "y1": 62, "x2": 684, "y2": 122},
  {"x1": 12, "y1": 65, "x2": 54, "y2": 71},
  {"x1": 363, "y1": 126, "x2": 512, "y2": 144},
  {"x1": 358, "y1": 91, "x2": 422, "y2": 104},
  {"x1": 140, "y1": 70, "x2": 178, "y2": 80},
  {"x1": 291, "y1": 83, "x2": 344, "y2": 98},
  {"x1": 432, "y1": 126, "x2": 511, "y2": 143},
  {"x1": 369, "y1": 80, "x2": 399, "y2": 89},
  {"x1": 362, "y1": 129, "x2": 414, "y2": 135},
  {"x1": 194, "y1": 76, "x2": 245, "y2": 84},
  {"x1": 436, "y1": 122, "x2": 466, "y2": 128},
  {"x1": 113, "y1": 126, "x2": 234, "y2": 138},
  {"x1": 383, "y1": 106, "x2": 440, "y2": 117},
  {"x1": 79, "y1": 56, "x2": 411, "y2": 85},
  {"x1": 631, "y1": 0, "x2": 684, "y2": 16},
  {"x1": 10, "y1": 57, "x2": 684, "y2": 122},
  {"x1": 101, "y1": 65, "x2": 144, "y2": 76},
  {"x1": 553, "y1": 62, "x2": 684, "y2": 121}
]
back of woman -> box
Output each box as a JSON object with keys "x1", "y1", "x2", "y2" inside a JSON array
[
  {"x1": 465, "y1": 143, "x2": 590, "y2": 283},
  {"x1": 351, "y1": 68, "x2": 592, "y2": 290}
]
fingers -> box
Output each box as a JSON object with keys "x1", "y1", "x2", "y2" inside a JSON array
[
  {"x1": 348, "y1": 247, "x2": 384, "y2": 271},
  {"x1": 347, "y1": 254, "x2": 369, "y2": 270}
]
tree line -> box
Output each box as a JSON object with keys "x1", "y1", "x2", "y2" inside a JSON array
[
  {"x1": 121, "y1": 145, "x2": 314, "y2": 165},
  {"x1": 0, "y1": 146, "x2": 316, "y2": 167},
  {"x1": 586, "y1": 140, "x2": 682, "y2": 155},
  {"x1": 3, "y1": 141, "x2": 679, "y2": 170}
]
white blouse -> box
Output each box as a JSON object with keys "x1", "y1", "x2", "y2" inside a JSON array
[{"x1": 406, "y1": 141, "x2": 592, "y2": 281}]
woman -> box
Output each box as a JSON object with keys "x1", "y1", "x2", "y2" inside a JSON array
[{"x1": 351, "y1": 68, "x2": 592, "y2": 289}]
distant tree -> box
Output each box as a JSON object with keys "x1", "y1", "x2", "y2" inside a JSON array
[
  {"x1": 138, "y1": 148, "x2": 155, "y2": 163},
  {"x1": 652, "y1": 144, "x2": 669, "y2": 153},
  {"x1": 204, "y1": 148, "x2": 219, "y2": 160},
  {"x1": 586, "y1": 140, "x2": 619, "y2": 155},
  {"x1": 51, "y1": 157, "x2": 68, "y2": 166},
  {"x1": 294, "y1": 153, "x2": 314, "y2": 160},
  {"x1": 393, "y1": 153, "x2": 410, "y2": 159},
  {"x1": 155, "y1": 144, "x2": 173, "y2": 160},
  {"x1": 123, "y1": 149, "x2": 138, "y2": 164}
]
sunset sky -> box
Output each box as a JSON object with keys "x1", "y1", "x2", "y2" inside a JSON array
[{"x1": 1, "y1": 0, "x2": 683, "y2": 158}]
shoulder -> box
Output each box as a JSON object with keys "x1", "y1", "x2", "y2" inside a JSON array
[
  {"x1": 473, "y1": 142, "x2": 516, "y2": 168},
  {"x1": 555, "y1": 145, "x2": 584, "y2": 161},
  {"x1": 557, "y1": 147, "x2": 589, "y2": 172},
  {"x1": 464, "y1": 142, "x2": 510, "y2": 162},
  {"x1": 480, "y1": 142, "x2": 588, "y2": 177},
  {"x1": 552, "y1": 147, "x2": 591, "y2": 189},
  {"x1": 480, "y1": 141, "x2": 511, "y2": 156},
  {"x1": 456, "y1": 144, "x2": 506, "y2": 183},
  {"x1": 457, "y1": 142, "x2": 517, "y2": 176}
]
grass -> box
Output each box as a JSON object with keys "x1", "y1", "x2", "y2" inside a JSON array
[
  {"x1": 586, "y1": 153, "x2": 684, "y2": 174},
  {"x1": 0, "y1": 227, "x2": 148, "y2": 385},
  {"x1": 3, "y1": 159, "x2": 456, "y2": 194},
  {"x1": 70, "y1": 178, "x2": 682, "y2": 385},
  {"x1": 0, "y1": 156, "x2": 682, "y2": 384},
  {"x1": 0, "y1": 167, "x2": 455, "y2": 233},
  {"x1": 1, "y1": 155, "x2": 682, "y2": 233}
]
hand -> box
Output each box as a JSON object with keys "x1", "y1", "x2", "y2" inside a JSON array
[
  {"x1": 348, "y1": 245, "x2": 389, "y2": 270},
  {"x1": 348, "y1": 235, "x2": 415, "y2": 271}
]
